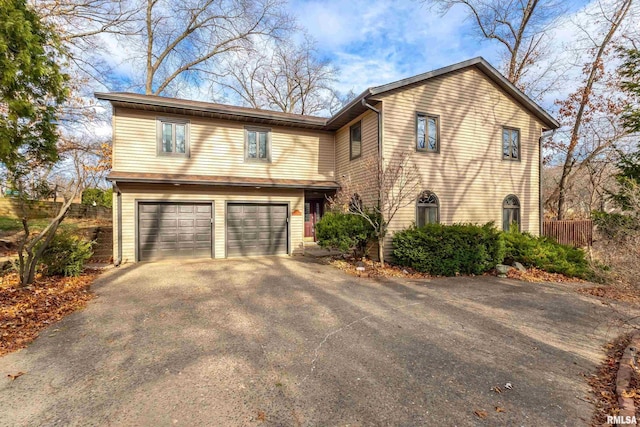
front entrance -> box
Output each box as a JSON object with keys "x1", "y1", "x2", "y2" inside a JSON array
[{"x1": 304, "y1": 199, "x2": 324, "y2": 241}]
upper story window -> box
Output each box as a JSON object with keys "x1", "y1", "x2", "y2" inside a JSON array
[
  {"x1": 416, "y1": 190, "x2": 439, "y2": 226},
  {"x1": 350, "y1": 121, "x2": 362, "y2": 160},
  {"x1": 502, "y1": 194, "x2": 520, "y2": 231},
  {"x1": 502, "y1": 127, "x2": 520, "y2": 160},
  {"x1": 158, "y1": 119, "x2": 189, "y2": 156},
  {"x1": 246, "y1": 127, "x2": 270, "y2": 161},
  {"x1": 416, "y1": 113, "x2": 439, "y2": 152}
]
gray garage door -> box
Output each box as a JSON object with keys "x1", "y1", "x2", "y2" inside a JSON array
[
  {"x1": 138, "y1": 202, "x2": 212, "y2": 261},
  {"x1": 226, "y1": 203, "x2": 288, "y2": 257}
]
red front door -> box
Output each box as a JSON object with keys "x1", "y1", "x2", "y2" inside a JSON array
[{"x1": 304, "y1": 200, "x2": 323, "y2": 240}]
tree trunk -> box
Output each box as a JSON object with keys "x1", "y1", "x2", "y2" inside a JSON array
[
  {"x1": 378, "y1": 236, "x2": 385, "y2": 268},
  {"x1": 555, "y1": 0, "x2": 632, "y2": 219}
]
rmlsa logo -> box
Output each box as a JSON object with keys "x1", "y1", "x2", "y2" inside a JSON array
[{"x1": 607, "y1": 415, "x2": 638, "y2": 425}]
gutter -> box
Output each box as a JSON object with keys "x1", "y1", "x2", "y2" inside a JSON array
[{"x1": 113, "y1": 181, "x2": 123, "y2": 267}]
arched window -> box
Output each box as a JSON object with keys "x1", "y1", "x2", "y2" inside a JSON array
[
  {"x1": 349, "y1": 193, "x2": 362, "y2": 213},
  {"x1": 502, "y1": 195, "x2": 520, "y2": 231},
  {"x1": 416, "y1": 191, "x2": 439, "y2": 226}
]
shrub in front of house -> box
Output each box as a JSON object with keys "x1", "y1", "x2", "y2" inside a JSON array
[
  {"x1": 39, "y1": 231, "x2": 94, "y2": 277},
  {"x1": 392, "y1": 223, "x2": 505, "y2": 276},
  {"x1": 503, "y1": 230, "x2": 591, "y2": 279},
  {"x1": 315, "y1": 211, "x2": 376, "y2": 256}
]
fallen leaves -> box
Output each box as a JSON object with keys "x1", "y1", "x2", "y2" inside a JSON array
[
  {"x1": 327, "y1": 257, "x2": 432, "y2": 279},
  {"x1": 473, "y1": 409, "x2": 488, "y2": 419},
  {"x1": 578, "y1": 285, "x2": 640, "y2": 305},
  {"x1": 506, "y1": 267, "x2": 585, "y2": 284},
  {"x1": 495, "y1": 406, "x2": 505, "y2": 413},
  {"x1": 0, "y1": 270, "x2": 99, "y2": 356},
  {"x1": 587, "y1": 333, "x2": 638, "y2": 426},
  {"x1": 7, "y1": 371, "x2": 24, "y2": 381}
]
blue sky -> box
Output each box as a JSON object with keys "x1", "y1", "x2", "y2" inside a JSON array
[{"x1": 289, "y1": 0, "x2": 590, "y2": 97}]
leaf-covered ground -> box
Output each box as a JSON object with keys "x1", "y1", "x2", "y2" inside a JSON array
[
  {"x1": 0, "y1": 271, "x2": 99, "y2": 356},
  {"x1": 586, "y1": 333, "x2": 640, "y2": 426}
]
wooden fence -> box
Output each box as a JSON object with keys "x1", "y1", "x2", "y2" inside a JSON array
[{"x1": 543, "y1": 220, "x2": 593, "y2": 247}]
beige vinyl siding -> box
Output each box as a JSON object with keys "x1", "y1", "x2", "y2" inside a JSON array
[
  {"x1": 113, "y1": 108, "x2": 335, "y2": 181},
  {"x1": 115, "y1": 183, "x2": 304, "y2": 263},
  {"x1": 380, "y1": 67, "x2": 543, "y2": 247},
  {"x1": 334, "y1": 109, "x2": 379, "y2": 205}
]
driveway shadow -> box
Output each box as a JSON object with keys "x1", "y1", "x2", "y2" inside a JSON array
[{"x1": 0, "y1": 257, "x2": 635, "y2": 426}]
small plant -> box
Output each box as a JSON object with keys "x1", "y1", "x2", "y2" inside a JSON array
[
  {"x1": 392, "y1": 223, "x2": 505, "y2": 276},
  {"x1": 39, "y1": 231, "x2": 94, "y2": 277},
  {"x1": 315, "y1": 211, "x2": 376, "y2": 256}
]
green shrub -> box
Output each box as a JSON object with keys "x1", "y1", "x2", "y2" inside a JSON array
[
  {"x1": 592, "y1": 210, "x2": 639, "y2": 239},
  {"x1": 503, "y1": 230, "x2": 591, "y2": 278},
  {"x1": 82, "y1": 187, "x2": 113, "y2": 208},
  {"x1": 392, "y1": 223, "x2": 505, "y2": 276},
  {"x1": 102, "y1": 188, "x2": 113, "y2": 208},
  {"x1": 39, "y1": 231, "x2": 94, "y2": 277},
  {"x1": 81, "y1": 188, "x2": 104, "y2": 206},
  {"x1": 315, "y1": 211, "x2": 376, "y2": 255}
]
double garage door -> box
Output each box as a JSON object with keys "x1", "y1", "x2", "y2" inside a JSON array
[{"x1": 137, "y1": 202, "x2": 288, "y2": 261}]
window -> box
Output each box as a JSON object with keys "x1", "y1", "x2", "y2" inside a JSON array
[
  {"x1": 416, "y1": 114, "x2": 439, "y2": 152},
  {"x1": 246, "y1": 128, "x2": 270, "y2": 161},
  {"x1": 502, "y1": 127, "x2": 520, "y2": 160},
  {"x1": 416, "y1": 190, "x2": 439, "y2": 226},
  {"x1": 157, "y1": 119, "x2": 189, "y2": 155},
  {"x1": 350, "y1": 121, "x2": 362, "y2": 160},
  {"x1": 502, "y1": 195, "x2": 520, "y2": 231}
]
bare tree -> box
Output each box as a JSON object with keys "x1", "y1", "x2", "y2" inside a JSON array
[
  {"x1": 329, "y1": 151, "x2": 422, "y2": 267},
  {"x1": 551, "y1": 0, "x2": 634, "y2": 219},
  {"x1": 424, "y1": 0, "x2": 565, "y2": 97},
  {"x1": 132, "y1": 0, "x2": 293, "y2": 96},
  {"x1": 12, "y1": 140, "x2": 90, "y2": 285},
  {"x1": 221, "y1": 36, "x2": 338, "y2": 115}
]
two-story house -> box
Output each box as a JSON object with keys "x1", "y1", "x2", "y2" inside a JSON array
[{"x1": 97, "y1": 57, "x2": 559, "y2": 263}]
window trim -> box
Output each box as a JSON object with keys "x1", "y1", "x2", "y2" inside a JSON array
[
  {"x1": 502, "y1": 126, "x2": 521, "y2": 161},
  {"x1": 349, "y1": 120, "x2": 362, "y2": 161},
  {"x1": 156, "y1": 117, "x2": 190, "y2": 157},
  {"x1": 502, "y1": 194, "x2": 521, "y2": 231},
  {"x1": 416, "y1": 190, "x2": 440, "y2": 226},
  {"x1": 415, "y1": 112, "x2": 440, "y2": 153},
  {"x1": 244, "y1": 126, "x2": 272, "y2": 162}
]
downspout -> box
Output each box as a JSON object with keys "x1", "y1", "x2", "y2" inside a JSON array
[
  {"x1": 113, "y1": 181, "x2": 123, "y2": 267},
  {"x1": 362, "y1": 98, "x2": 384, "y2": 259},
  {"x1": 362, "y1": 98, "x2": 384, "y2": 194}
]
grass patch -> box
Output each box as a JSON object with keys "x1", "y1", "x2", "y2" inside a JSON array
[{"x1": 0, "y1": 216, "x2": 80, "y2": 233}]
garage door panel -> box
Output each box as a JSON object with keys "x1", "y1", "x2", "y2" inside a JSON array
[
  {"x1": 138, "y1": 202, "x2": 212, "y2": 261},
  {"x1": 226, "y1": 203, "x2": 288, "y2": 257}
]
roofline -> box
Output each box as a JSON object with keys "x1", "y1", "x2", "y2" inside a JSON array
[
  {"x1": 365, "y1": 57, "x2": 560, "y2": 130},
  {"x1": 107, "y1": 175, "x2": 340, "y2": 190},
  {"x1": 94, "y1": 92, "x2": 328, "y2": 127},
  {"x1": 95, "y1": 57, "x2": 560, "y2": 131}
]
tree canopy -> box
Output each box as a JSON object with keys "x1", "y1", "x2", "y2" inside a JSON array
[{"x1": 0, "y1": 0, "x2": 68, "y2": 175}]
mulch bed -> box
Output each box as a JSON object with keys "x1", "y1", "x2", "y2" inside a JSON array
[
  {"x1": 586, "y1": 333, "x2": 640, "y2": 426},
  {"x1": 506, "y1": 267, "x2": 586, "y2": 284},
  {"x1": 327, "y1": 257, "x2": 433, "y2": 279},
  {"x1": 0, "y1": 270, "x2": 99, "y2": 356}
]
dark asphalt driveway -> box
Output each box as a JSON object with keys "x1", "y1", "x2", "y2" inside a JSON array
[{"x1": 0, "y1": 257, "x2": 635, "y2": 426}]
